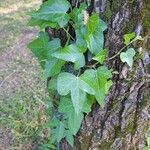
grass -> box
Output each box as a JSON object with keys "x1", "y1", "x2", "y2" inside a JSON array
[
  {"x1": 0, "y1": 92, "x2": 51, "y2": 149},
  {"x1": 0, "y1": 0, "x2": 53, "y2": 149},
  {"x1": 0, "y1": 0, "x2": 41, "y2": 52}
]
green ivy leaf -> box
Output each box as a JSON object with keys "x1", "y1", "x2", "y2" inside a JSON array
[
  {"x1": 123, "y1": 32, "x2": 136, "y2": 45},
  {"x1": 68, "y1": 111, "x2": 84, "y2": 135},
  {"x1": 75, "y1": 27, "x2": 88, "y2": 52},
  {"x1": 82, "y1": 95, "x2": 94, "y2": 113},
  {"x1": 56, "y1": 122, "x2": 65, "y2": 142},
  {"x1": 57, "y1": 72, "x2": 95, "y2": 114},
  {"x1": 86, "y1": 13, "x2": 107, "y2": 55},
  {"x1": 120, "y1": 48, "x2": 136, "y2": 67},
  {"x1": 80, "y1": 66, "x2": 112, "y2": 106},
  {"x1": 69, "y1": 3, "x2": 87, "y2": 28},
  {"x1": 50, "y1": 117, "x2": 60, "y2": 128},
  {"x1": 105, "y1": 80, "x2": 113, "y2": 94},
  {"x1": 58, "y1": 97, "x2": 72, "y2": 114},
  {"x1": 48, "y1": 76, "x2": 57, "y2": 92},
  {"x1": 66, "y1": 130, "x2": 74, "y2": 147},
  {"x1": 28, "y1": 32, "x2": 49, "y2": 67},
  {"x1": 28, "y1": 33, "x2": 65, "y2": 77},
  {"x1": 58, "y1": 97, "x2": 84, "y2": 136},
  {"x1": 51, "y1": 121, "x2": 65, "y2": 143},
  {"x1": 74, "y1": 56, "x2": 86, "y2": 70},
  {"x1": 28, "y1": 18, "x2": 58, "y2": 29},
  {"x1": 31, "y1": 0, "x2": 70, "y2": 27},
  {"x1": 38, "y1": 143, "x2": 55, "y2": 150},
  {"x1": 44, "y1": 59, "x2": 64, "y2": 78},
  {"x1": 87, "y1": 13, "x2": 99, "y2": 34},
  {"x1": 86, "y1": 30, "x2": 104, "y2": 55},
  {"x1": 99, "y1": 19, "x2": 107, "y2": 31},
  {"x1": 144, "y1": 147, "x2": 150, "y2": 150},
  {"x1": 93, "y1": 49, "x2": 106, "y2": 64},
  {"x1": 58, "y1": 95, "x2": 93, "y2": 114},
  {"x1": 97, "y1": 66, "x2": 112, "y2": 79},
  {"x1": 147, "y1": 137, "x2": 150, "y2": 148},
  {"x1": 52, "y1": 44, "x2": 85, "y2": 69}
]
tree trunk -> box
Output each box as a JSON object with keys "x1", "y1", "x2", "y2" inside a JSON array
[{"x1": 46, "y1": 0, "x2": 150, "y2": 149}]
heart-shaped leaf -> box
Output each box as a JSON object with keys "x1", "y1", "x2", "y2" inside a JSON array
[{"x1": 120, "y1": 48, "x2": 136, "y2": 67}]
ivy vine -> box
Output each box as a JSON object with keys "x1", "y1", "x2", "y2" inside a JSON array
[{"x1": 27, "y1": 0, "x2": 142, "y2": 147}]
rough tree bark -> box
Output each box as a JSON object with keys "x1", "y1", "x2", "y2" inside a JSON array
[{"x1": 45, "y1": 0, "x2": 150, "y2": 149}]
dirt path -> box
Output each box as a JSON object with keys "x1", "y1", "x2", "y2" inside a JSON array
[
  {"x1": 0, "y1": 29, "x2": 44, "y2": 100},
  {"x1": 0, "y1": 28, "x2": 46, "y2": 149}
]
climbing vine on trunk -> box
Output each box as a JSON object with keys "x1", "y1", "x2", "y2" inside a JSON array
[{"x1": 27, "y1": 0, "x2": 149, "y2": 149}]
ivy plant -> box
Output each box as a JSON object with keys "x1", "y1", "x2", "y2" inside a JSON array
[
  {"x1": 28, "y1": 0, "x2": 113, "y2": 147},
  {"x1": 120, "y1": 48, "x2": 136, "y2": 67},
  {"x1": 120, "y1": 32, "x2": 143, "y2": 67},
  {"x1": 27, "y1": 0, "x2": 146, "y2": 147}
]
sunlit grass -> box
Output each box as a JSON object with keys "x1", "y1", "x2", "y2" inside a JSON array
[
  {"x1": 0, "y1": 90, "x2": 51, "y2": 148},
  {"x1": 0, "y1": 0, "x2": 41, "y2": 51}
]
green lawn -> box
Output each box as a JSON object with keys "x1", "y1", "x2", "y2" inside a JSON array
[
  {"x1": 0, "y1": 0, "x2": 52, "y2": 149},
  {"x1": 0, "y1": 0, "x2": 41, "y2": 51}
]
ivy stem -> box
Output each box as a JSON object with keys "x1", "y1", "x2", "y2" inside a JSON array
[
  {"x1": 63, "y1": 27, "x2": 75, "y2": 42},
  {"x1": 86, "y1": 62, "x2": 99, "y2": 68},
  {"x1": 65, "y1": 26, "x2": 70, "y2": 46},
  {"x1": 77, "y1": 69, "x2": 81, "y2": 77},
  {"x1": 86, "y1": 36, "x2": 146, "y2": 68},
  {"x1": 108, "y1": 37, "x2": 139, "y2": 61}
]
